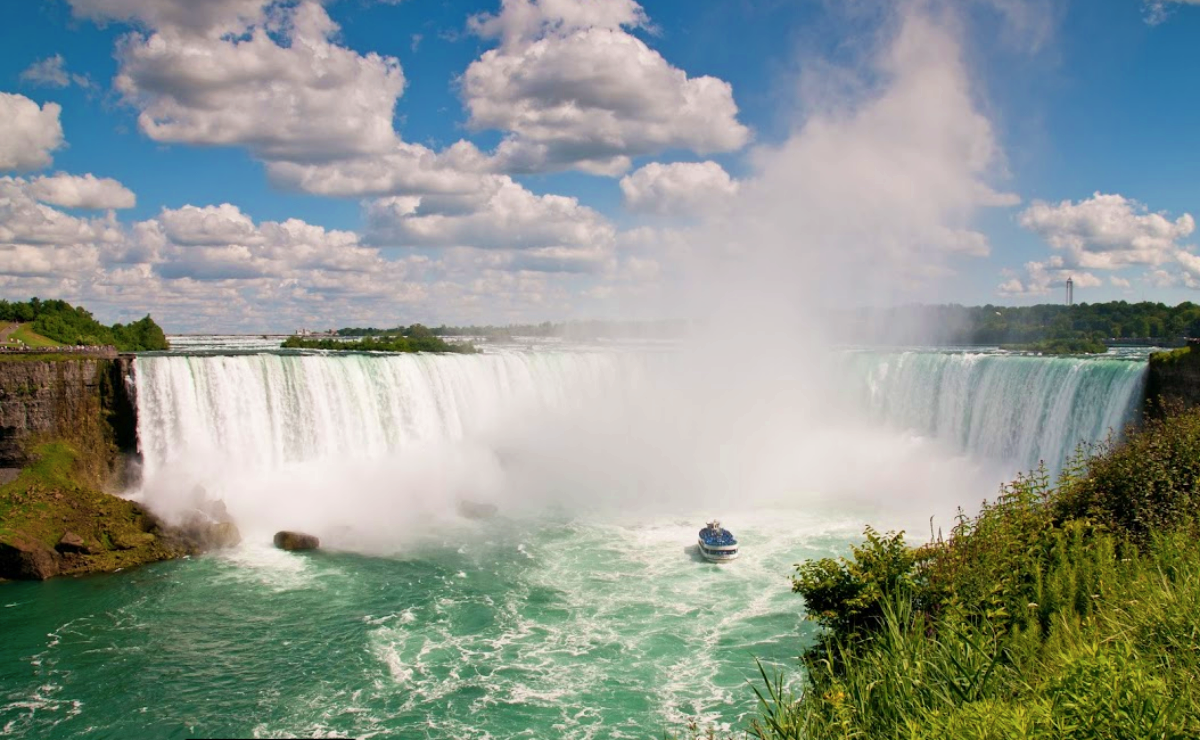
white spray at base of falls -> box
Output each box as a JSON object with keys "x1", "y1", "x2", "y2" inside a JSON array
[{"x1": 130, "y1": 349, "x2": 1148, "y2": 550}]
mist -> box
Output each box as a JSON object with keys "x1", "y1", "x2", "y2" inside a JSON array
[{"x1": 130, "y1": 1, "x2": 1046, "y2": 552}]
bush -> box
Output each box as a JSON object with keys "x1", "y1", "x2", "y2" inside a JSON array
[{"x1": 763, "y1": 409, "x2": 1200, "y2": 740}]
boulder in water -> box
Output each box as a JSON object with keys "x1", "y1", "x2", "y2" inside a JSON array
[
  {"x1": 274, "y1": 531, "x2": 320, "y2": 551},
  {"x1": 0, "y1": 536, "x2": 62, "y2": 580}
]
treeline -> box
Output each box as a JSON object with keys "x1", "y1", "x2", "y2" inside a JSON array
[
  {"x1": 337, "y1": 319, "x2": 690, "y2": 340},
  {"x1": 758, "y1": 406, "x2": 1200, "y2": 739},
  {"x1": 0, "y1": 298, "x2": 169, "y2": 352},
  {"x1": 282, "y1": 334, "x2": 476, "y2": 354},
  {"x1": 848, "y1": 301, "x2": 1200, "y2": 345}
]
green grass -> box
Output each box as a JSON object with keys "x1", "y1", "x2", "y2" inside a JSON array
[{"x1": 6, "y1": 323, "x2": 62, "y2": 348}]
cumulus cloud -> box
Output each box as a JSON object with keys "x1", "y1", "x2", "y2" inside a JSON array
[
  {"x1": 996, "y1": 257, "x2": 1100, "y2": 297},
  {"x1": 28, "y1": 173, "x2": 136, "y2": 210},
  {"x1": 109, "y1": 1, "x2": 404, "y2": 161},
  {"x1": 68, "y1": 0, "x2": 269, "y2": 38},
  {"x1": 0, "y1": 93, "x2": 65, "y2": 172},
  {"x1": 265, "y1": 141, "x2": 497, "y2": 198},
  {"x1": 366, "y1": 177, "x2": 615, "y2": 261},
  {"x1": 1018, "y1": 192, "x2": 1195, "y2": 270},
  {"x1": 463, "y1": 0, "x2": 750, "y2": 174},
  {"x1": 0, "y1": 178, "x2": 122, "y2": 246},
  {"x1": 620, "y1": 161, "x2": 738, "y2": 217}
]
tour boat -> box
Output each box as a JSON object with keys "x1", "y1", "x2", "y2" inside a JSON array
[{"x1": 697, "y1": 519, "x2": 739, "y2": 563}]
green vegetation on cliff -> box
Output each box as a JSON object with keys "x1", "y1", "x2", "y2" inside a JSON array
[
  {"x1": 0, "y1": 298, "x2": 169, "y2": 351},
  {"x1": 0, "y1": 442, "x2": 187, "y2": 580},
  {"x1": 283, "y1": 332, "x2": 476, "y2": 354},
  {"x1": 759, "y1": 410, "x2": 1200, "y2": 740}
]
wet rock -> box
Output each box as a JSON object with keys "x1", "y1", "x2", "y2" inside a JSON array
[
  {"x1": 0, "y1": 536, "x2": 61, "y2": 580},
  {"x1": 274, "y1": 531, "x2": 320, "y2": 551},
  {"x1": 177, "y1": 511, "x2": 242, "y2": 551},
  {"x1": 55, "y1": 531, "x2": 93, "y2": 554}
]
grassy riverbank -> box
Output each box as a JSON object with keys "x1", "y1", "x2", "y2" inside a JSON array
[{"x1": 756, "y1": 408, "x2": 1200, "y2": 739}]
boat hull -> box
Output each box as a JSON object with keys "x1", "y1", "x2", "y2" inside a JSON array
[{"x1": 698, "y1": 540, "x2": 739, "y2": 563}]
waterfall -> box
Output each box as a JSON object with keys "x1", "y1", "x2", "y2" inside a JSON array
[
  {"x1": 843, "y1": 351, "x2": 1148, "y2": 474},
  {"x1": 129, "y1": 347, "x2": 1148, "y2": 543},
  {"x1": 134, "y1": 350, "x2": 631, "y2": 474}
]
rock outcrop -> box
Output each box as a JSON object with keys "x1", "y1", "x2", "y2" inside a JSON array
[
  {"x1": 0, "y1": 535, "x2": 61, "y2": 580},
  {"x1": 1147, "y1": 342, "x2": 1200, "y2": 416},
  {"x1": 274, "y1": 531, "x2": 320, "y2": 551},
  {"x1": 55, "y1": 530, "x2": 93, "y2": 554}
]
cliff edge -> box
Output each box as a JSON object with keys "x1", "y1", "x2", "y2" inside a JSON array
[{"x1": 0, "y1": 356, "x2": 230, "y2": 581}]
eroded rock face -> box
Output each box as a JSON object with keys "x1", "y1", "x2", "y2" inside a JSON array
[
  {"x1": 274, "y1": 531, "x2": 320, "y2": 551},
  {"x1": 0, "y1": 536, "x2": 61, "y2": 580}
]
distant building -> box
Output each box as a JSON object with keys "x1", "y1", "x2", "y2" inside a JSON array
[{"x1": 1066, "y1": 276, "x2": 1074, "y2": 306}]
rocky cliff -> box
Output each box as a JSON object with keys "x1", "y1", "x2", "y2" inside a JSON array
[
  {"x1": 0, "y1": 356, "x2": 238, "y2": 581},
  {"x1": 0, "y1": 355, "x2": 136, "y2": 473},
  {"x1": 1146, "y1": 343, "x2": 1200, "y2": 416}
]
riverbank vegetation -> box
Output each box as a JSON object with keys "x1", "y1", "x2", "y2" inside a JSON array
[
  {"x1": 848, "y1": 301, "x2": 1200, "y2": 346},
  {"x1": 756, "y1": 407, "x2": 1200, "y2": 739},
  {"x1": 998, "y1": 338, "x2": 1109, "y2": 354},
  {"x1": 282, "y1": 331, "x2": 476, "y2": 354},
  {"x1": 0, "y1": 298, "x2": 169, "y2": 351},
  {"x1": 335, "y1": 319, "x2": 690, "y2": 341}
]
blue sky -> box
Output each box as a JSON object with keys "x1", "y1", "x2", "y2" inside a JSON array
[{"x1": 0, "y1": 0, "x2": 1198, "y2": 331}]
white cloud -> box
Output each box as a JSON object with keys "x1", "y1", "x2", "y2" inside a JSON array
[
  {"x1": 0, "y1": 178, "x2": 122, "y2": 246},
  {"x1": 20, "y1": 55, "x2": 93, "y2": 90},
  {"x1": 20, "y1": 55, "x2": 70, "y2": 88},
  {"x1": 0, "y1": 93, "x2": 65, "y2": 172},
  {"x1": 265, "y1": 141, "x2": 497, "y2": 198},
  {"x1": 996, "y1": 257, "x2": 1100, "y2": 296},
  {"x1": 1145, "y1": 0, "x2": 1200, "y2": 24},
  {"x1": 1110, "y1": 276, "x2": 1131, "y2": 288},
  {"x1": 463, "y1": 0, "x2": 749, "y2": 174},
  {"x1": 28, "y1": 173, "x2": 136, "y2": 210},
  {"x1": 111, "y1": 2, "x2": 405, "y2": 161},
  {"x1": 1018, "y1": 192, "x2": 1195, "y2": 270},
  {"x1": 620, "y1": 161, "x2": 738, "y2": 217},
  {"x1": 366, "y1": 178, "x2": 615, "y2": 255},
  {"x1": 68, "y1": 0, "x2": 269, "y2": 37}
]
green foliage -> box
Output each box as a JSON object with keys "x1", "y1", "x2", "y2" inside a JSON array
[
  {"x1": 849, "y1": 300, "x2": 1200, "y2": 345},
  {"x1": 759, "y1": 410, "x2": 1200, "y2": 740},
  {"x1": 0, "y1": 297, "x2": 169, "y2": 351},
  {"x1": 1149, "y1": 345, "x2": 1192, "y2": 365},
  {"x1": 282, "y1": 334, "x2": 477, "y2": 354},
  {"x1": 999, "y1": 338, "x2": 1108, "y2": 354},
  {"x1": 793, "y1": 527, "x2": 924, "y2": 642},
  {"x1": 1057, "y1": 406, "x2": 1200, "y2": 540}
]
